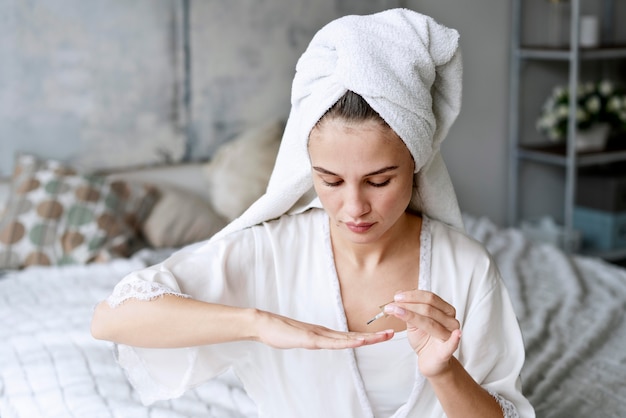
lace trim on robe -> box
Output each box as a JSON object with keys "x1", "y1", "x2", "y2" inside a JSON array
[
  {"x1": 418, "y1": 216, "x2": 432, "y2": 291},
  {"x1": 106, "y1": 277, "x2": 191, "y2": 308},
  {"x1": 489, "y1": 390, "x2": 520, "y2": 418}
]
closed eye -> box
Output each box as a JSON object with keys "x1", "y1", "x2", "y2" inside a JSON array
[
  {"x1": 312, "y1": 166, "x2": 396, "y2": 188},
  {"x1": 323, "y1": 179, "x2": 390, "y2": 188},
  {"x1": 322, "y1": 179, "x2": 343, "y2": 187},
  {"x1": 368, "y1": 179, "x2": 390, "y2": 187}
]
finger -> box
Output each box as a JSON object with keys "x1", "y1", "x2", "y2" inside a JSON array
[
  {"x1": 403, "y1": 302, "x2": 459, "y2": 332},
  {"x1": 384, "y1": 303, "x2": 459, "y2": 340},
  {"x1": 385, "y1": 301, "x2": 459, "y2": 332},
  {"x1": 440, "y1": 328, "x2": 462, "y2": 359},
  {"x1": 394, "y1": 290, "x2": 456, "y2": 318},
  {"x1": 311, "y1": 329, "x2": 394, "y2": 350},
  {"x1": 359, "y1": 329, "x2": 395, "y2": 345}
]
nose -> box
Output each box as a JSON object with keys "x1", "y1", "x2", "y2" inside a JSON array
[{"x1": 344, "y1": 184, "x2": 371, "y2": 218}]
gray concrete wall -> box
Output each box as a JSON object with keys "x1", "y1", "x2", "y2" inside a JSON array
[
  {"x1": 0, "y1": 0, "x2": 397, "y2": 176},
  {"x1": 186, "y1": 0, "x2": 399, "y2": 158},
  {"x1": 0, "y1": 0, "x2": 187, "y2": 173}
]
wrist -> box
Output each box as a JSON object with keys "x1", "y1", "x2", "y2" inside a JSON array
[
  {"x1": 242, "y1": 307, "x2": 265, "y2": 342},
  {"x1": 422, "y1": 357, "x2": 457, "y2": 382}
]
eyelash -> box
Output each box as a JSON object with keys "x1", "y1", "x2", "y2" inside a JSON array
[{"x1": 322, "y1": 179, "x2": 391, "y2": 188}]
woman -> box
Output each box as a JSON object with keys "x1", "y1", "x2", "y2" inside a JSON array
[{"x1": 92, "y1": 9, "x2": 534, "y2": 418}]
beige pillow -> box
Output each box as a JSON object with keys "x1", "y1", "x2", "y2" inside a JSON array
[
  {"x1": 107, "y1": 163, "x2": 228, "y2": 248},
  {"x1": 0, "y1": 178, "x2": 10, "y2": 217},
  {"x1": 203, "y1": 120, "x2": 283, "y2": 221},
  {"x1": 107, "y1": 163, "x2": 211, "y2": 202},
  {"x1": 141, "y1": 186, "x2": 227, "y2": 248}
]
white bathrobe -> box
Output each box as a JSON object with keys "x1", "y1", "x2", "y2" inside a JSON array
[{"x1": 110, "y1": 210, "x2": 534, "y2": 417}]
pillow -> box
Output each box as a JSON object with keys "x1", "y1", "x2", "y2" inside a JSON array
[
  {"x1": 203, "y1": 120, "x2": 284, "y2": 221},
  {"x1": 107, "y1": 163, "x2": 227, "y2": 248},
  {"x1": 0, "y1": 154, "x2": 158, "y2": 269},
  {"x1": 0, "y1": 177, "x2": 10, "y2": 217},
  {"x1": 106, "y1": 162, "x2": 211, "y2": 203},
  {"x1": 141, "y1": 186, "x2": 228, "y2": 248}
]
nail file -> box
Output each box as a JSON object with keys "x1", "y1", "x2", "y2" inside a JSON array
[{"x1": 365, "y1": 300, "x2": 395, "y2": 325}]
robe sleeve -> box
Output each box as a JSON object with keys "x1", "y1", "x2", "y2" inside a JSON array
[
  {"x1": 429, "y1": 220, "x2": 535, "y2": 417},
  {"x1": 456, "y1": 251, "x2": 535, "y2": 418},
  {"x1": 105, "y1": 228, "x2": 262, "y2": 405}
]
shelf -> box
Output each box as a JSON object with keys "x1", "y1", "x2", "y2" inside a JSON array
[
  {"x1": 508, "y1": 0, "x2": 626, "y2": 260},
  {"x1": 518, "y1": 142, "x2": 626, "y2": 167},
  {"x1": 517, "y1": 45, "x2": 626, "y2": 61}
]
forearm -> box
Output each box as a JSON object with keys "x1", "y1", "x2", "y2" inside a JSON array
[
  {"x1": 428, "y1": 357, "x2": 503, "y2": 418},
  {"x1": 91, "y1": 294, "x2": 258, "y2": 348}
]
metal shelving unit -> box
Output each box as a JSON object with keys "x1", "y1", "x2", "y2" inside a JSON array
[{"x1": 508, "y1": 0, "x2": 626, "y2": 257}]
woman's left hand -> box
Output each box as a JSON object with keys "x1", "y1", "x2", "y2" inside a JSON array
[{"x1": 384, "y1": 290, "x2": 461, "y2": 378}]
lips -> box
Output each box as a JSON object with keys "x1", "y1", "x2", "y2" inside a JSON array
[{"x1": 345, "y1": 222, "x2": 374, "y2": 233}]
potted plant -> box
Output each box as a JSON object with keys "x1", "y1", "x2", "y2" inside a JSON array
[{"x1": 536, "y1": 80, "x2": 626, "y2": 151}]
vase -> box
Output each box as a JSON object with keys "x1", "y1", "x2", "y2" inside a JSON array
[{"x1": 576, "y1": 123, "x2": 610, "y2": 152}]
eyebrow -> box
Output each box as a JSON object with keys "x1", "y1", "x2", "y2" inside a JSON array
[{"x1": 312, "y1": 166, "x2": 399, "y2": 177}]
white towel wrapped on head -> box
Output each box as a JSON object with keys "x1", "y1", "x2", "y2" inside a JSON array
[{"x1": 213, "y1": 8, "x2": 464, "y2": 241}]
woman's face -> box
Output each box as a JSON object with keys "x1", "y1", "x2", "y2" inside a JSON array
[{"x1": 308, "y1": 118, "x2": 415, "y2": 244}]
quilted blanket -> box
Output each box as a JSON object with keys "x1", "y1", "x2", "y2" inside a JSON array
[{"x1": 0, "y1": 252, "x2": 257, "y2": 418}]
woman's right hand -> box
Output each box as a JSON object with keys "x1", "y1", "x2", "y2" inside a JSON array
[
  {"x1": 253, "y1": 310, "x2": 394, "y2": 350},
  {"x1": 382, "y1": 290, "x2": 460, "y2": 377}
]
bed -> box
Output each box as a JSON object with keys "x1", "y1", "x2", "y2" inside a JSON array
[
  {"x1": 1, "y1": 123, "x2": 626, "y2": 417},
  {"x1": 463, "y1": 215, "x2": 626, "y2": 418}
]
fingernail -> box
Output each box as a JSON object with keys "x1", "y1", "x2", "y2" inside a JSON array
[
  {"x1": 384, "y1": 304, "x2": 405, "y2": 315},
  {"x1": 394, "y1": 293, "x2": 405, "y2": 302},
  {"x1": 376, "y1": 329, "x2": 394, "y2": 335}
]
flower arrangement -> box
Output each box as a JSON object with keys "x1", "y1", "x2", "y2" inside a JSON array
[{"x1": 536, "y1": 80, "x2": 626, "y2": 142}]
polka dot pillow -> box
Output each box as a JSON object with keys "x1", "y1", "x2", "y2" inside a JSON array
[{"x1": 0, "y1": 155, "x2": 158, "y2": 269}]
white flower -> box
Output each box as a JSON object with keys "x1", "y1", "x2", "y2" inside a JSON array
[
  {"x1": 556, "y1": 104, "x2": 569, "y2": 118},
  {"x1": 539, "y1": 114, "x2": 555, "y2": 129},
  {"x1": 586, "y1": 95, "x2": 601, "y2": 114},
  {"x1": 536, "y1": 79, "x2": 626, "y2": 142},
  {"x1": 553, "y1": 86, "x2": 566, "y2": 99},
  {"x1": 607, "y1": 96, "x2": 622, "y2": 112},
  {"x1": 599, "y1": 80, "x2": 614, "y2": 96}
]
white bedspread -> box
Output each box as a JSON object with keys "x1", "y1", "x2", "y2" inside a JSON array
[
  {"x1": 0, "y1": 252, "x2": 257, "y2": 418},
  {"x1": 464, "y1": 214, "x2": 626, "y2": 418}
]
